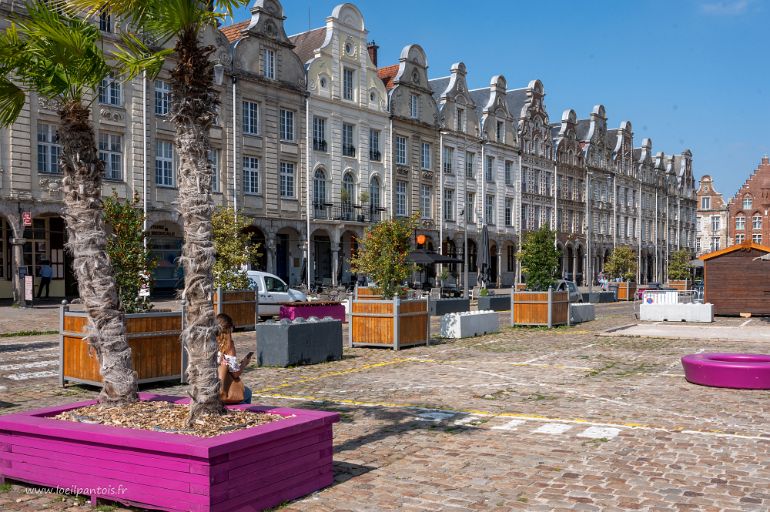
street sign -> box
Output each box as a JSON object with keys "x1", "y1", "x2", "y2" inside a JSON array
[
  {"x1": 22, "y1": 212, "x2": 32, "y2": 226},
  {"x1": 24, "y1": 275, "x2": 33, "y2": 301}
]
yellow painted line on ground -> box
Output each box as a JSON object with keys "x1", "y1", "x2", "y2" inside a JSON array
[
  {"x1": 254, "y1": 392, "x2": 769, "y2": 441},
  {"x1": 409, "y1": 357, "x2": 593, "y2": 372},
  {"x1": 253, "y1": 358, "x2": 416, "y2": 393}
]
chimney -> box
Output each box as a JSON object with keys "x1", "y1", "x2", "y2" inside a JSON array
[
  {"x1": 367, "y1": 41, "x2": 379, "y2": 67},
  {"x1": 762, "y1": 155, "x2": 769, "y2": 165}
]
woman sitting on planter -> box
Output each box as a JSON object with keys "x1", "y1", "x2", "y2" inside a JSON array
[{"x1": 216, "y1": 313, "x2": 253, "y2": 404}]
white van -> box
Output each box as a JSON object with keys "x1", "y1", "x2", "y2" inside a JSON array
[{"x1": 246, "y1": 271, "x2": 308, "y2": 317}]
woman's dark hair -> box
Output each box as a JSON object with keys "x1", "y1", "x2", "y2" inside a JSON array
[{"x1": 216, "y1": 313, "x2": 234, "y2": 334}]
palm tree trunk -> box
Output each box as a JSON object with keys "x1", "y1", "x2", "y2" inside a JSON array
[
  {"x1": 59, "y1": 102, "x2": 138, "y2": 405},
  {"x1": 172, "y1": 29, "x2": 225, "y2": 421}
]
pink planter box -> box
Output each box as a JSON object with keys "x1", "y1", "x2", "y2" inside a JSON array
[
  {"x1": 0, "y1": 393, "x2": 339, "y2": 512},
  {"x1": 279, "y1": 303, "x2": 346, "y2": 323}
]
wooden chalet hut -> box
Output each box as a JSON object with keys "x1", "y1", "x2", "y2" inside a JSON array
[{"x1": 699, "y1": 241, "x2": 770, "y2": 316}]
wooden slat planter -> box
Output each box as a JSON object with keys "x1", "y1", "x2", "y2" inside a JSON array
[
  {"x1": 214, "y1": 288, "x2": 257, "y2": 330},
  {"x1": 667, "y1": 279, "x2": 689, "y2": 291},
  {"x1": 354, "y1": 287, "x2": 383, "y2": 300},
  {"x1": 0, "y1": 393, "x2": 339, "y2": 512},
  {"x1": 511, "y1": 290, "x2": 570, "y2": 327},
  {"x1": 350, "y1": 298, "x2": 429, "y2": 349},
  {"x1": 609, "y1": 282, "x2": 637, "y2": 301},
  {"x1": 60, "y1": 306, "x2": 184, "y2": 387},
  {"x1": 279, "y1": 302, "x2": 346, "y2": 323}
]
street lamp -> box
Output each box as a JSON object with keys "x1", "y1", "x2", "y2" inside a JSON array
[{"x1": 459, "y1": 207, "x2": 468, "y2": 299}]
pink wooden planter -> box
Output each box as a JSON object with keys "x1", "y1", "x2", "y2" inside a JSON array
[
  {"x1": 279, "y1": 303, "x2": 346, "y2": 323},
  {"x1": 0, "y1": 393, "x2": 339, "y2": 512}
]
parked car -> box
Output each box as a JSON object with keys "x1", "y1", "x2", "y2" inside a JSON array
[
  {"x1": 555, "y1": 280, "x2": 582, "y2": 303},
  {"x1": 247, "y1": 271, "x2": 307, "y2": 318}
]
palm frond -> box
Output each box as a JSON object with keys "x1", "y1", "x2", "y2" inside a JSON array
[
  {"x1": 0, "y1": 77, "x2": 26, "y2": 127},
  {"x1": 114, "y1": 31, "x2": 172, "y2": 80}
]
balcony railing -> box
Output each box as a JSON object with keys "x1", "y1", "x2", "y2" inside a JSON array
[
  {"x1": 313, "y1": 139, "x2": 327, "y2": 152},
  {"x1": 342, "y1": 144, "x2": 356, "y2": 157},
  {"x1": 369, "y1": 149, "x2": 381, "y2": 161},
  {"x1": 313, "y1": 201, "x2": 386, "y2": 223}
]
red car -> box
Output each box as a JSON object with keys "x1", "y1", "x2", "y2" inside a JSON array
[{"x1": 635, "y1": 282, "x2": 663, "y2": 300}]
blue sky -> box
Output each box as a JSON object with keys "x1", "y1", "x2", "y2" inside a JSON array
[{"x1": 232, "y1": 0, "x2": 769, "y2": 201}]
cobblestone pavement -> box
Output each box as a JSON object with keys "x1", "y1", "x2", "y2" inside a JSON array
[{"x1": 1, "y1": 302, "x2": 770, "y2": 511}]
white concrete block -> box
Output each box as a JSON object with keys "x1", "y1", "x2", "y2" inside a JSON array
[
  {"x1": 570, "y1": 303, "x2": 596, "y2": 324},
  {"x1": 532, "y1": 423, "x2": 572, "y2": 435},
  {"x1": 639, "y1": 303, "x2": 714, "y2": 323},
  {"x1": 440, "y1": 310, "x2": 500, "y2": 339}
]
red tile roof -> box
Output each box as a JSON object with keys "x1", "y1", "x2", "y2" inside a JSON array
[
  {"x1": 221, "y1": 20, "x2": 249, "y2": 43},
  {"x1": 288, "y1": 27, "x2": 326, "y2": 65},
  {"x1": 377, "y1": 64, "x2": 399, "y2": 90}
]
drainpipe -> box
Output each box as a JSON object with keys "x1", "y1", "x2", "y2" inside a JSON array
[
  {"x1": 439, "y1": 131, "x2": 444, "y2": 254},
  {"x1": 389, "y1": 118, "x2": 394, "y2": 217},
  {"x1": 306, "y1": 95, "x2": 312, "y2": 288},
  {"x1": 232, "y1": 75, "x2": 238, "y2": 215},
  {"x1": 142, "y1": 71, "x2": 148, "y2": 249}
]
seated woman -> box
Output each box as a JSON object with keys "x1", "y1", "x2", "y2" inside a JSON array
[{"x1": 216, "y1": 313, "x2": 253, "y2": 404}]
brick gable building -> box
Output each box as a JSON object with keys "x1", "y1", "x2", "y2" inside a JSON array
[{"x1": 728, "y1": 157, "x2": 770, "y2": 247}]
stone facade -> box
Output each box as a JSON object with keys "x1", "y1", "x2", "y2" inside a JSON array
[
  {"x1": 0, "y1": 0, "x2": 701, "y2": 300},
  {"x1": 695, "y1": 175, "x2": 729, "y2": 255},
  {"x1": 291, "y1": 3, "x2": 389, "y2": 287},
  {"x1": 727, "y1": 156, "x2": 770, "y2": 247}
]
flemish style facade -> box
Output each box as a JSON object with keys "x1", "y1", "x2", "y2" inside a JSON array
[
  {"x1": 695, "y1": 175, "x2": 729, "y2": 255},
  {"x1": 0, "y1": 0, "x2": 701, "y2": 301},
  {"x1": 727, "y1": 157, "x2": 770, "y2": 247}
]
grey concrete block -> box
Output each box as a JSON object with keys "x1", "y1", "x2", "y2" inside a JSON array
[
  {"x1": 477, "y1": 295, "x2": 511, "y2": 311},
  {"x1": 581, "y1": 291, "x2": 617, "y2": 303},
  {"x1": 256, "y1": 318, "x2": 343, "y2": 367},
  {"x1": 570, "y1": 303, "x2": 596, "y2": 324},
  {"x1": 429, "y1": 298, "x2": 470, "y2": 316}
]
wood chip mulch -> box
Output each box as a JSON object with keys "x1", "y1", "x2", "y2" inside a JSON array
[{"x1": 53, "y1": 401, "x2": 289, "y2": 438}]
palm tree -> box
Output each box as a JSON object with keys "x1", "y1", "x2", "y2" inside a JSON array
[
  {"x1": 0, "y1": 1, "x2": 138, "y2": 404},
  {"x1": 70, "y1": 0, "x2": 249, "y2": 420}
]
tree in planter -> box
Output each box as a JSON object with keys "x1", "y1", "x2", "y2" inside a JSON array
[
  {"x1": 668, "y1": 249, "x2": 692, "y2": 281},
  {"x1": 212, "y1": 208, "x2": 261, "y2": 291},
  {"x1": 350, "y1": 215, "x2": 417, "y2": 299},
  {"x1": 604, "y1": 246, "x2": 637, "y2": 282},
  {"x1": 518, "y1": 226, "x2": 560, "y2": 291},
  {"x1": 72, "y1": 0, "x2": 252, "y2": 421},
  {"x1": 103, "y1": 191, "x2": 156, "y2": 314},
  {"x1": 0, "y1": 2, "x2": 137, "y2": 404}
]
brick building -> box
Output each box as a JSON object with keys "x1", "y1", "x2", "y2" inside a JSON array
[{"x1": 728, "y1": 156, "x2": 770, "y2": 247}]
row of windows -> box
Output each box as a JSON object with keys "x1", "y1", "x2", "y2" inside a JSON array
[
  {"x1": 312, "y1": 117, "x2": 383, "y2": 161},
  {"x1": 735, "y1": 215, "x2": 763, "y2": 231},
  {"x1": 395, "y1": 136, "x2": 433, "y2": 169}
]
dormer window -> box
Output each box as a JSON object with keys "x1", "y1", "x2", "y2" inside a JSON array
[
  {"x1": 99, "y1": 10, "x2": 112, "y2": 33},
  {"x1": 345, "y1": 42, "x2": 353, "y2": 55},
  {"x1": 263, "y1": 49, "x2": 275, "y2": 80},
  {"x1": 410, "y1": 95, "x2": 419, "y2": 119},
  {"x1": 343, "y1": 68, "x2": 354, "y2": 101},
  {"x1": 456, "y1": 107, "x2": 465, "y2": 132},
  {"x1": 496, "y1": 121, "x2": 504, "y2": 142}
]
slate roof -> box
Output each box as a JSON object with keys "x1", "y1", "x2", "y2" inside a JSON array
[
  {"x1": 288, "y1": 27, "x2": 326, "y2": 65},
  {"x1": 633, "y1": 148, "x2": 642, "y2": 160},
  {"x1": 221, "y1": 20, "x2": 249, "y2": 43},
  {"x1": 427, "y1": 76, "x2": 451, "y2": 102},
  {"x1": 467, "y1": 88, "x2": 489, "y2": 117},
  {"x1": 606, "y1": 129, "x2": 619, "y2": 153},
  {"x1": 377, "y1": 64, "x2": 400, "y2": 90},
  {"x1": 550, "y1": 124, "x2": 560, "y2": 141},
  {"x1": 505, "y1": 87, "x2": 528, "y2": 121},
  {"x1": 576, "y1": 119, "x2": 591, "y2": 141}
]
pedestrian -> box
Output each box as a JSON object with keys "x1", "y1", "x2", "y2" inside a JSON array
[
  {"x1": 37, "y1": 260, "x2": 52, "y2": 298},
  {"x1": 216, "y1": 313, "x2": 253, "y2": 404}
]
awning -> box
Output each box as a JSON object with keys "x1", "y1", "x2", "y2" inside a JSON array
[{"x1": 407, "y1": 250, "x2": 462, "y2": 265}]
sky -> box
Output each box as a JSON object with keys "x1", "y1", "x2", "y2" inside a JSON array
[{"x1": 231, "y1": 0, "x2": 769, "y2": 202}]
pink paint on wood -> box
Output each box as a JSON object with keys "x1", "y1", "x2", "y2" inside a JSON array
[
  {"x1": 279, "y1": 304, "x2": 346, "y2": 323},
  {"x1": 0, "y1": 394, "x2": 339, "y2": 512}
]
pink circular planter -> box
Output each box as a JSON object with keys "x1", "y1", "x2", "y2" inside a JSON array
[{"x1": 681, "y1": 353, "x2": 770, "y2": 389}]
